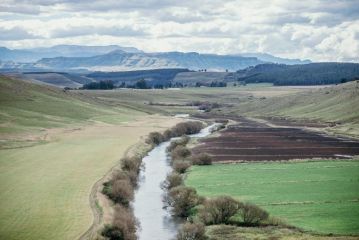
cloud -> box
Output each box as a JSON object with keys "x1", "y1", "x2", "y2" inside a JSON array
[
  {"x1": 0, "y1": 26, "x2": 40, "y2": 40},
  {"x1": 0, "y1": 0, "x2": 358, "y2": 62},
  {"x1": 50, "y1": 25, "x2": 148, "y2": 38}
]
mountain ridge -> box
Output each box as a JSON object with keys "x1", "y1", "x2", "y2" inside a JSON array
[{"x1": 1, "y1": 45, "x2": 311, "y2": 71}]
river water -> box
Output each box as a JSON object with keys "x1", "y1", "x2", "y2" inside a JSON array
[{"x1": 133, "y1": 124, "x2": 216, "y2": 240}]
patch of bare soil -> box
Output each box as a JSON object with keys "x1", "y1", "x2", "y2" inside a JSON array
[{"x1": 192, "y1": 117, "x2": 359, "y2": 162}]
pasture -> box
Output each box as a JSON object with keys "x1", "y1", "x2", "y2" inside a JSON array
[
  {"x1": 186, "y1": 160, "x2": 359, "y2": 235},
  {"x1": 0, "y1": 76, "x2": 182, "y2": 240},
  {"x1": 0, "y1": 115, "x2": 180, "y2": 240}
]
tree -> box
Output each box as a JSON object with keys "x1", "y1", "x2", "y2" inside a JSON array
[
  {"x1": 191, "y1": 153, "x2": 213, "y2": 165},
  {"x1": 161, "y1": 172, "x2": 183, "y2": 190},
  {"x1": 239, "y1": 203, "x2": 269, "y2": 225},
  {"x1": 166, "y1": 186, "x2": 199, "y2": 217},
  {"x1": 82, "y1": 80, "x2": 114, "y2": 90},
  {"x1": 147, "y1": 132, "x2": 164, "y2": 145},
  {"x1": 199, "y1": 196, "x2": 241, "y2": 225},
  {"x1": 176, "y1": 222, "x2": 206, "y2": 240},
  {"x1": 135, "y1": 79, "x2": 148, "y2": 89}
]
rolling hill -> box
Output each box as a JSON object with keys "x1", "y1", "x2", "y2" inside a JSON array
[
  {"x1": 236, "y1": 63, "x2": 359, "y2": 85},
  {"x1": 0, "y1": 75, "x2": 142, "y2": 137},
  {"x1": 173, "y1": 71, "x2": 235, "y2": 86},
  {"x1": 222, "y1": 81, "x2": 359, "y2": 136}
]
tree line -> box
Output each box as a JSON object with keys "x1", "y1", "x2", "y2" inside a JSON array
[
  {"x1": 236, "y1": 62, "x2": 359, "y2": 85},
  {"x1": 81, "y1": 79, "x2": 228, "y2": 90}
]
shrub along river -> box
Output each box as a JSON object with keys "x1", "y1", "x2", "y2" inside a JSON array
[{"x1": 133, "y1": 124, "x2": 217, "y2": 240}]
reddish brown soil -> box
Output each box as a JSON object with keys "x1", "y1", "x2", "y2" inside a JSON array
[
  {"x1": 259, "y1": 116, "x2": 333, "y2": 128},
  {"x1": 192, "y1": 117, "x2": 359, "y2": 162}
]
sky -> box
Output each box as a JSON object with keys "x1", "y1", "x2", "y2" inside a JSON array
[{"x1": 0, "y1": 0, "x2": 358, "y2": 62}]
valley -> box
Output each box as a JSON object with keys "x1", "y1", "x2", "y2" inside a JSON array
[{"x1": 1, "y1": 2, "x2": 358, "y2": 240}]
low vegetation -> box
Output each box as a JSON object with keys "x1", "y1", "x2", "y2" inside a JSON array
[
  {"x1": 161, "y1": 172, "x2": 183, "y2": 190},
  {"x1": 191, "y1": 153, "x2": 213, "y2": 165},
  {"x1": 167, "y1": 136, "x2": 190, "y2": 152},
  {"x1": 206, "y1": 224, "x2": 359, "y2": 240},
  {"x1": 186, "y1": 161, "x2": 359, "y2": 234},
  {"x1": 162, "y1": 129, "x2": 273, "y2": 240},
  {"x1": 102, "y1": 205, "x2": 137, "y2": 240},
  {"x1": 147, "y1": 121, "x2": 204, "y2": 146},
  {"x1": 171, "y1": 146, "x2": 191, "y2": 161},
  {"x1": 101, "y1": 156, "x2": 144, "y2": 238},
  {"x1": 240, "y1": 203, "x2": 269, "y2": 226},
  {"x1": 177, "y1": 222, "x2": 206, "y2": 240},
  {"x1": 102, "y1": 121, "x2": 205, "y2": 240},
  {"x1": 173, "y1": 160, "x2": 192, "y2": 174},
  {"x1": 166, "y1": 186, "x2": 200, "y2": 217},
  {"x1": 198, "y1": 196, "x2": 242, "y2": 225}
]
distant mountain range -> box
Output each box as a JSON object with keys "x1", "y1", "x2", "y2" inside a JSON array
[
  {"x1": 0, "y1": 45, "x2": 310, "y2": 72},
  {"x1": 0, "y1": 45, "x2": 142, "y2": 62},
  {"x1": 237, "y1": 53, "x2": 311, "y2": 65}
]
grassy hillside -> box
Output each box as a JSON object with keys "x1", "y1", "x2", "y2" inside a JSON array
[
  {"x1": 236, "y1": 63, "x2": 359, "y2": 85},
  {"x1": 86, "y1": 68, "x2": 189, "y2": 87},
  {"x1": 0, "y1": 75, "x2": 182, "y2": 240},
  {"x1": 173, "y1": 71, "x2": 234, "y2": 86},
  {"x1": 0, "y1": 75, "x2": 143, "y2": 141},
  {"x1": 186, "y1": 161, "x2": 359, "y2": 235},
  {"x1": 216, "y1": 81, "x2": 359, "y2": 136}
]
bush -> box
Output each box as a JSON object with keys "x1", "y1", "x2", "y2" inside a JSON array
[
  {"x1": 214, "y1": 119, "x2": 229, "y2": 124},
  {"x1": 173, "y1": 160, "x2": 191, "y2": 174},
  {"x1": 147, "y1": 131, "x2": 164, "y2": 145},
  {"x1": 167, "y1": 136, "x2": 190, "y2": 152},
  {"x1": 103, "y1": 179, "x2": 134, "y2": 206},
  {"x1": 171, "y1": 121, "x2": 204, "y2": 136},
  {"x1": 176, "y1": 222, "x2": 206, "y2": 240},
  {"x1": 163, "y1": 129, "x2": 175, "y2": 140},
  {"x1": 171, "y1": 146, "x2": 191, "y2": 160},
  {"x1": 102, "y1": 224, "x2": 124, "y2": 240},
  {"x1": 112, "y1": 170, "x2": 138, "y2": 187},
  {"x1": 162, "y1": 172, "x2": 183, "y2": 190},
  {"x1": 191, "y1": 153, "x2": 213, "y2": 165},
  {"x1": 167, "y1": 186, "x2": 199, "y2": 217},
  {"x1": 109, "y1": 204, "x2": 137, "y2": 240},
  {"x1": 239, "y1": 203, "x2": 269, "y2": 225},
  {"x1": 121, "y1": 156, "x2": 142, "y2": 174},
  {"x1": 199, "y1": 196, "x2": 241, "y2": 225}
]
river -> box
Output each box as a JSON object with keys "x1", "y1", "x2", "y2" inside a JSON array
[{"x1": 133, "y1": 124, "x2": 216, "y2": 240}]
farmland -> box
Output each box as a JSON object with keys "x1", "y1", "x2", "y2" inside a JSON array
[
  {"x1": 1, "y1": 74, "x2": 359, "y2": 240},
  {"x1": 0, "y1": 76, "x2": 182, "y2": 240},
  {"x1": 192, "y1": 117, "x2": 359, "y2": 162},
  {"x1": 185, "y1": 160, "x2": 359, "y2": 235}
]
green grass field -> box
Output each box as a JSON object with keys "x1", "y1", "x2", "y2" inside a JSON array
[
  {"x1": 2, "y1": 74, "x2": 359, "y2": 239},
  {"x1": 216, "y1": 81, "x2": 359, "y2": 137},
  {"x1": 78, "y1": 83, "x2": 304, "y2": 115},
  {"x1": 0, "y1": 76, "x2": 181, "y2": 240},
  {"x1": 0, "y1": 76, "x2": 143, "y2": 136},
  {"x1": 186, "y1": 161, "x2": 359, "y2": 235}
]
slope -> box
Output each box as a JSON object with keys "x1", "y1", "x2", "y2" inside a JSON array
[
  {"x1": 0, "y1": 75, "x2": 181, "y2": 240},
  {"x1": 0, "y1": 75, "x2": 143, "y2": 145},
  {"x1": 220, "y1": 81, "x2": 359, "y2": 137}
]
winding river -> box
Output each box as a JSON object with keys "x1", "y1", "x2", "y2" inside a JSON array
[{"x1": 133, "y1": 124, "x2": 216, "y2": 240}]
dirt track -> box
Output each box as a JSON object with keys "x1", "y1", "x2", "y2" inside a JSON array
[{"x1": 193, "y1": 117, "x2": 359, "y2": 162}]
